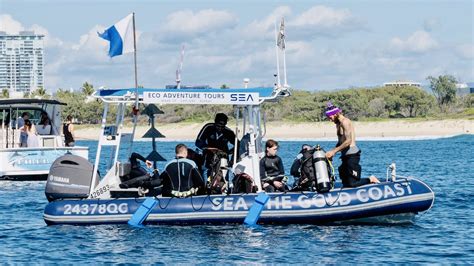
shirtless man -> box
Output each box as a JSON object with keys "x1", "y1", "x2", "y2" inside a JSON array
[{"x1": 324, "y1": 102, "x2": 379, "y2": 188}]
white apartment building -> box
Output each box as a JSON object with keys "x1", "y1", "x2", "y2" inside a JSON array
[
  {"x1": 383, "y1": 80, "x2": 421, "y2": 87},
  {"x1": 0, "y1": 31, "x2": 44, "y2": 95}
]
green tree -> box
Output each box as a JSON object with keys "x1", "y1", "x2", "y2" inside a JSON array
[
  {"x1": 1, "y1": 89, "x2": 9, "y2": 98},
  {"x1": 220, "y1": 84, "x2": 229, "y2": 89},
  {"x1": 427, "y1": 75, "x2": 457, "y2": 110},
  {"x1": 30, "y1": 87, "x2": 50, "y2": 99},
  {"x1": 81, "y1": 82, "x2": 95, "y2": 96}
]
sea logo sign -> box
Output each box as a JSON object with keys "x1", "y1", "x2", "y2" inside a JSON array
[{"x1": 143, "y1": 91, "x2": 259, "y2": 105}]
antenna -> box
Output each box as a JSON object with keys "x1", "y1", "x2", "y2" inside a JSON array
[{"x1": 176, "y1": 44, "x2": 185, "y2": 89}]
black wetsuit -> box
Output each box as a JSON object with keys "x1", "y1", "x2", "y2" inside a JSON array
[
  {"x1": 160, "y1": 157, "x2": 205, "y2": 197},
  {"x1": 195, "y1": 122, "x2": 236, "y2": 178},
  {"x1": 339, "y1": 149, "x2": 370, "y2": 188},
  {"x1": 260, "y1": 155, "x2": 285, "y2": 192},
  {"x1": 195, "y1": 123, "x2": 236, "y2": 153},
  {"x1": 130, "y1": 152, "x2": 148, "y2": 178},
  {"x1": 290, "y1": 150, "x2": 316, "y2": 190}
]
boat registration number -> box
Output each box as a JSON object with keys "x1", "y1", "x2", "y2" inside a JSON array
[{"x1": 63, "y1": 203, "x2": 128, "y2": 215}]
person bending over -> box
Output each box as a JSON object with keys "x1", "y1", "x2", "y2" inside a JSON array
[
  {"x1": 260, "y1": 139, "x2": 287, "y2": 192},
  {"x1": 324, "y1": 102, "x2": 379, "y2": 188},
  {"x1": 195, "y1": 113, "x2": 236, "y2": 170},
  {"x1": 160, "y1": 144, "x2": 205, "y2": 197},
  {"x1": 119, "y1": 152, "x2": 159, "y2": 189}
]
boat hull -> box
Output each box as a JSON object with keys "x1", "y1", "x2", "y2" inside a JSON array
[
  {"x1": 44, "y1": 178, "x2": 434, "y2": 225},
  {"x1": 0, "y1": 147, "x2": 88, "y2": 181}
]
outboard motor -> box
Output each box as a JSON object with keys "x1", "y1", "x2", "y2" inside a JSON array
[
  {"x1": 312, "y1": 145, "x2": 331, "y2": 193},
  {"x1": 45, "y1": 155, "x2": 96, "y2": 202}
]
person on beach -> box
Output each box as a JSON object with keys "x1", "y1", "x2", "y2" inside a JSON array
[
  {"x1": 260, "y1": 139, "x2": 287, "y2": 192},
  {"x1": 325, "y1": 102, "x2": 380, "y2": 187},
  {"x1": 63, "y1": 115, "x2": 75, "y2": 147}
]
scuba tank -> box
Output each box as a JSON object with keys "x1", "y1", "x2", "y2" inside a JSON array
[{"x1": 312, "y1": 145, "x2": 331, "y2": 193}]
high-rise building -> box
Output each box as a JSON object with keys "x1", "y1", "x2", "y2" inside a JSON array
[{"x1": 0, "y1": 31, "x2": 44, "y2": 95}]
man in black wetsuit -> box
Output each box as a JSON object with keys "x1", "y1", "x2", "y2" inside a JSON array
[
  {"x1": 324, "y1": 102, "x2": 379, "y2": 188},
  {"x1": 195, "y1": 113, "x2": 236, "y2": 156},
  {"x1": 195, "y1": 113, "x2": 236, "y2": 176},
  {"x1": 160, "y1": 144, "x2": 205, "y2": 197}
]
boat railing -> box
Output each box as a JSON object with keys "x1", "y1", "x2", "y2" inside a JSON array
[{"x1": 0, "y1": 128, "x2": 63, "y2": 149}]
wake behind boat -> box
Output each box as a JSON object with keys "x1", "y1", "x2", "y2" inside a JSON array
[{"x1": 0, "y1": 99, "x2": 88, "y2": 180}]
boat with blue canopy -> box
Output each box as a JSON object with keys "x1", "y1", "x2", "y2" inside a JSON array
[{"x1": 43, "y1": 85, "x2": 434, "y2": 225}]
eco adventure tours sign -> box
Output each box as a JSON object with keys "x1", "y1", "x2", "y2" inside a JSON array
[{"x1": 143, "y1": 91, "x2": 259, "y2": 105}]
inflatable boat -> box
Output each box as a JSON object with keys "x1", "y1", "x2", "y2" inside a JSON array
[
  {"x1": 44, "y1": 178, "x2": 434, "y2": 225},
  {"x1": 43, "y1": 70, "x2": 435, "y2": 226}
]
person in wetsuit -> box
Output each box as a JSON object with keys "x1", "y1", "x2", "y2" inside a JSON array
[
  {"x1": 324, "y1": 102, "x2": 380, "y2": 188},
  {"x1": 260, "y1": 139, "x2": 286, "y2": 192},
  {"x1": 290, "y1": 144, "x2": 314, "y2": 191},
  {"x1": 160, "y1": 144, "x2": 205, "y2": 197},
  {"x1": 195, "y1": 113, "x2": 236, "y2": 162},
  {"x1": 195, "y1": 113, "x2": 236, "y2": 182},
  {"x1": 119, "y1": 152, "x2": 159, "y2": 189}
]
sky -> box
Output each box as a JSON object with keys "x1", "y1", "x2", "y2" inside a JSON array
[{"x1": 0, "y1": 0, "x2": 473, "y2": 92}]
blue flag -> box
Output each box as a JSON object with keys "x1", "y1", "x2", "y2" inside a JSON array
[{"x1": 98, "y1": 13, "x2": 135, "y2": 57}]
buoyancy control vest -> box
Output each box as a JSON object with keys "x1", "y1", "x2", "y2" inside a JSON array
[{"x1": 298, "y1": 149, "x2": 317, "y2": 189}]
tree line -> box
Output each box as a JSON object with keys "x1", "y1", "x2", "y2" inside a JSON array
[{"x1": 2, "y1": 75, "x2": 472, "y2": 123}]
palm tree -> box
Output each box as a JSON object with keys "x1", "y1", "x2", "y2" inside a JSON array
[
  {"x1": 81, "y1": 82, "x2": 95, "y2": 96},
  {"x1": 220, "y1": 84, "x2": 229, "y2": 89},
  {"x1": 36, "y1": 87, "x2": 47, "y2": 97},
  {"x1": 1, "y1": 89, "x2": 9, "y2": 98}
]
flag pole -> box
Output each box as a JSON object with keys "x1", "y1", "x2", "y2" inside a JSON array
[
  {"x1": 274, "y1": 22, "x2": 281, "y2": 87},
  {"x1": 129, "y1": 12, "x2": 138, "y2": 155},
  {"x1": 281, "y1": 18, "x2": 288, "y2": 87}
]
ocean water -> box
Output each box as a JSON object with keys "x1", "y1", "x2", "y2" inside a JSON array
[{"x1": 0, "y1": 135, "x2": 473, "y2": 264}]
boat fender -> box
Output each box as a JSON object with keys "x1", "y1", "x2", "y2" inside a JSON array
[
  {"x1": 244, "y1": 192, "x2": 270, "y2": 226},
  {"x1": 128, "y1": 198, "x2": 158, "y2": 227},
  {"x1": 313, "y1": 145, "x2": 331, "y2": 193}
]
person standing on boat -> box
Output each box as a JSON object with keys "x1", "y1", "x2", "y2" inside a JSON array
[
  {"x1": 160, "y1": 144, "x2": 205, "y2": 197},
  {"x1": 63, "y1": 115, "x2": 75, "y2": 147},
  {"x1": 324, "y1": 102, "x2": 379, "y2": 187},
  {"x1": 17, "y1": 112, "x2": 29, "y2": 147},
  {"x1": 23, "y1": 119, "x2": 39, "y2": 147},
  {"x1": 195, "y1": 113, "x2": 236, "y2": 175},
  {"x1": 260, "y1": 139, "x2": 287, "y2": 192}
]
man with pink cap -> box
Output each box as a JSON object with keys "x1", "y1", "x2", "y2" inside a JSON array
[{"x1": 325, "y1": 102, "x2": 379, "y2": 187}]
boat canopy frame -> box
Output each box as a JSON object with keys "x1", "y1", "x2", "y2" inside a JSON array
[{"x1": 89, "y1": 86, "x2": 290, "y2": 196}]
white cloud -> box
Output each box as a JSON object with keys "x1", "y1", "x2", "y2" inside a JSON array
[
  {"x1": 241, "y1": 6, "x2": 292, "y2": 40},
  {"x1": 160, "y1": 9, "x2": 237, "y2": 41},
  {"x1": 454, "y1": 43, "x2": 474, "y2": 60},
  {"x1": 390, "y1": 30, "x2": 438, "y2": 53},
  {"x1": 0, "y1": 14, "x2": 24, "y2": 33},
  {"x1": 289, "y1": 5, "x2": 365, "y2": 38},
  {"x1": 0, "y1": 14, "x2": 64, "y2": 48}
]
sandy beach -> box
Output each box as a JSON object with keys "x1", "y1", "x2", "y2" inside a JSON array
[{"x1": 75, "y1": 119, "x2": 474, "y2": 141}]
